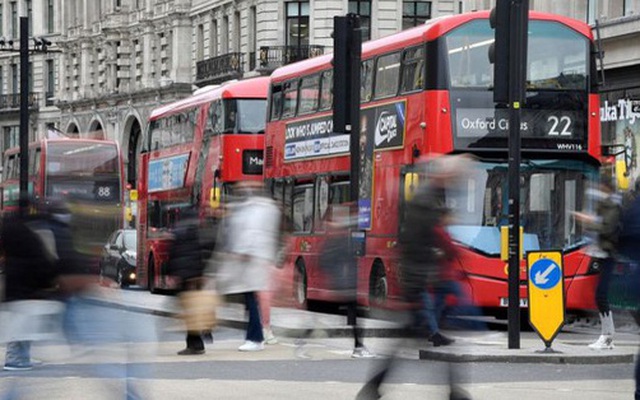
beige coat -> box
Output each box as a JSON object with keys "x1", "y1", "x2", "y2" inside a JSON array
[{"x1": 213, "y1": 196, "x2": 281, "y2": 295}]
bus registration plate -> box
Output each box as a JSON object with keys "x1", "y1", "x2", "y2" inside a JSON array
[{"x1": 499, "y1": 297, "x2": 528, "y2": 307}]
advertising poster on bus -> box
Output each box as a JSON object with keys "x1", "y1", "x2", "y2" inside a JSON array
[{"x1": 359, "y1": 101, "x2": 406, "y2": 229}]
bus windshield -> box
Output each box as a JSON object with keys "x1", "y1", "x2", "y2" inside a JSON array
[
  {"x1": 224, "y1": 99, "x2": 267, "y2": 134},
  {"x1": 46, "y1": 142, "x2": 121, "y2": 202},
  {"x1": 46, "y1": 142, "x2": 119, "y2": 175},
  {"x1": 446, "y1": 20, "x2": 589, "y2": 91},
  {"x1": 440, "y1": 159, "x2": 598, "y2": 255}
]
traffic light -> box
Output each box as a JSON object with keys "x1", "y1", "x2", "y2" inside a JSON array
[
  {"x1": 488, "y1": 0, "x2": 510, "y2": 104},
  {"x1": 332, "y1": 14, "x2": 361, "y2": 134}
]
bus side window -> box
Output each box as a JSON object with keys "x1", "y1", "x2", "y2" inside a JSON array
[
  {"x1": 282, "y1": 80, "x2": 299, "y2": 119},
  {"x1": 298, "y1": 75, "x2": 320, "y2": 116},
  {"x1": 361, "y1": 59, "x2": 374, "y2": 103},
  {"x1": 34, "y1": 149, "x2": 41, "y2": 176},
  {"x1": 374, "y1": 52, "x2": 402, "y2": 99},
  {"x1": 269, "y1": 84, "x2": 283, "y2": 121},
  {"x1": 148, "y1": 200, "x2": 162, "y2": 231},
  {"x1": 293, "y1": 184, "x2": 314, "y2": 233},
  {"x1": 210, "y1": 100, "x2": 223, "y2": 134},
  {"x1": 318, "y1": 70, "x2": 333, "y2": 111},
  {"x1": 314, "y1": 176, "x2": 329, "y2": 231},
  {"x1": 400, "y1": 46, "x2": 425, "y2": 93}
]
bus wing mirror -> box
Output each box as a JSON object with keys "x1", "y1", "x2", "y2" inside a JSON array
[{"x1": 403, "y1": 173, "x2": 420, "y2": 202}]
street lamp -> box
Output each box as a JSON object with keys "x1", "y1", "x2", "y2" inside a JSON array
[{"x1": 0, "y1": 18, "x2": 60, "y2": 216}]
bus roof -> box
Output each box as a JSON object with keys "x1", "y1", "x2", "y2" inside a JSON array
[
  {"x1": 270, "y1": 11, "x2": 593, "y2": 82},
  {"x1": 3, "y1": 138, "x2": 119, "y2": 156},
  {"x1": 150, "y1": 77, "x2": 270, "y2": 120}
]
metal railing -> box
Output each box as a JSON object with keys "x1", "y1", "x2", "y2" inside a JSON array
[
  {"x1": 0, "y1": 92, "x2": 38, "y2": 110},
  {"x1": 195, "y1": 52, "x2": 245, "y2": 85},
  {"x1": 258, "y1": 45, "x2": 325, "y2": 71}
]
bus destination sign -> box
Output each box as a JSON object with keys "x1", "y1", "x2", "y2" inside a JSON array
[{"x1": 454, "y1": 108, "x2": 587, "y2": 152}]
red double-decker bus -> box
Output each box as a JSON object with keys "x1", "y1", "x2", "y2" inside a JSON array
[
  {"x1": 137, "y1": 77, "x2": 269, "y2": 293},
  {"x1": 265, "y1": 11, "x2": 601, "y2": 314},
  {"x1": 1, "y1": 138, "x2": 124, "y2": 271}
]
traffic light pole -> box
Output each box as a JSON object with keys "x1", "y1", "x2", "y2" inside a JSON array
[
  {"x1": 506, "y1": 0, "x2": 529, "y2": 350},
  {"x1": 19, "y1": 16, "x2": 29, "y2": 217}
]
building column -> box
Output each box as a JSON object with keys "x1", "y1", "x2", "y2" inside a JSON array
[{"x1": 170, "y1": 13, "x2": 192, "y2": 84}]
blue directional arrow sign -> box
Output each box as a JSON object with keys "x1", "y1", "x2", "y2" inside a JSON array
[{"x1": 529, "y1": 258, "x2": 561, "y2": 290}]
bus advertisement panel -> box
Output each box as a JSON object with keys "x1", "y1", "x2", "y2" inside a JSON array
[
  {"x1": 137, "y1": 77, "x2": 269, "y2": 293},
  {"x1": 265, "y1": 11, "x2": 601, "y2": 314}
]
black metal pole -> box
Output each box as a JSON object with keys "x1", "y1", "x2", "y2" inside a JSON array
[
  {"x1": 507, "y1": 0, "x2": 529, "y2": 350},
  {"x1": 19, "y1": 16, "x2": 29, "y2": 217}
]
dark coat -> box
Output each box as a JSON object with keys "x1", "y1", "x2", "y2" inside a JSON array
[
  {"x1": 167, "y1": 216, "x2": 206, "y2": 288},
  {"x1": 2, "y1": 214, "x2": 58, "y2": 302},
  {"x1": 594, "y1": 196, "x2": 622, "y2": 255},
  {"x1": 398, "y1": 185, "x2": 447, "y2": 300}
]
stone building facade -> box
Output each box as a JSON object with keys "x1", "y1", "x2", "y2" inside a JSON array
[{"x1": 2, "y1": 0, "x2": 639, "y2": 188}]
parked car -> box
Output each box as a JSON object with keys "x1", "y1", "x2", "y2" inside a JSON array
[{"x1": 99, "y1": 229, "x2": 137, "y2": 288}]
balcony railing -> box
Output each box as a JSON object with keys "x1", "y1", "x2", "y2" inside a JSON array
[
  {"x1": 258, "y1": 45, "x2": 325, "y2": 72},
  {"x1": 0, "y1": 92, "x2": 39, "y2": 110},
  {"x1": 195, "y1": 52, "x2": 245, "y2": 86}
]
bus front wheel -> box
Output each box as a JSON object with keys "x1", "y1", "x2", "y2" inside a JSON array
[{"x1": 369, "y1": 262, "x2": 388, "y2": 307}]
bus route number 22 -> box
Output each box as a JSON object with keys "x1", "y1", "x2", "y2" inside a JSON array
[{"x1": 547, "y1": 115, "x2": 572, "y2": 137}]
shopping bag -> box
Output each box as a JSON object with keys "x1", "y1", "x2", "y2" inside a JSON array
[{"x1": 178, "y1": 290, "x2": 219, "y2": 332}]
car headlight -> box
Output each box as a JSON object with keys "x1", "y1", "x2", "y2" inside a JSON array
[{"x1": 123, "y1": 251, "x2": 136, "y2": 265}]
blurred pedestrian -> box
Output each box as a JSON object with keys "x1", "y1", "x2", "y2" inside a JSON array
[
  {"x1": 1, "y1": 199, "x2": 59, "y2": 371},
  {"x1": 167, "y1": 207, "x2": 210, "y2": 355},
  {"x1": 319, "y1": 209, "x2": 374, "y2": 358},
  {"x1": 574, "y1": 177, "x2": 622, "y2": 350},
  {"x1": 211, "y1": 181, "x2": 281, "y2": 352},
  {"x1": 357, "y1": 154, "x2": 474, "y2": 400},
  {"x1": 433, "y1": 211, "x2": 486, "y2": 332}
]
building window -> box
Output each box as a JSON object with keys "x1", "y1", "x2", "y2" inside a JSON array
[
  {"x1": 11, "y1": 63, "x2": 17, "y2": 93},
  {"x1": 10, "y1": 1, "x2": 17, "y2": 39},
  {"x1": 348, "y1": 0, "x2": 371, "y2": 41},
  {"x1": 4, "y1": 126, "x2": 19, "y2": 154},
  {"x1": 233, "y1": 11, "x2": 240, "y2": 53},
  {"x1": 222, "y1": 16, "x2": 229, "y2": 53},
  {"x1": 249, "y1": 6, "x2": 257, "y2": 53},
  {"x1": 0, "y1": 5, "x2": 3, "y2": 38},
  {"x1": 27, "y1": 0, "x2": 32, "y2": 36},
  {"x1": 0, "y1": 66, "x2": 3, "y2": 95},
  {"x1": 210, "y1": 20, "x2": 218, "y2": 57},
  {"x1": 196, "y1": 24, "x2": 204, "y2": 61},
  {"x1": 403, "y1": 1, "x2": 432, "y2": 30},
  {"x1": 46, "y1": 60, "x2": 54, "y2": 105},
  {"x1": 47, "y1": 0, "x2": 54, "y2": 33},
  {"x1": 286, "y1": 2, "x2": 310, "y2": 48}
]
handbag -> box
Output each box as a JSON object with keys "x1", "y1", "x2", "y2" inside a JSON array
[{"x1": 178, "y1": 289, "x2": 219, "y2": 332}]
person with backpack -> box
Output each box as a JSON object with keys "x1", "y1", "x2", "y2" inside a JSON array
[
  {"x1": 1, "y1": 199, "x2": 60, "y2": 371},
  {"x1": 574, "y1": 178, "x2": 622, "y2": 350}
]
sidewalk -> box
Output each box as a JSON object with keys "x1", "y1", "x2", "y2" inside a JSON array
[{"x1": 91, "y1": 287, "x2": 639, "y2": 365}]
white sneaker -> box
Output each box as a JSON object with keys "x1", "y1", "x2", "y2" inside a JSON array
[
  {"x1": 263, "y1": 328, "x2": 278, "y2": 345},
  {"x1": 588, "y1": 335, "x2": 614, "y2": 350},
  {"x1": 238, "y1": 340, "x2": 264, "y2": 352},
  {"x1": 351, "y1": 346, "x2": 376, "y2": 359}
]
